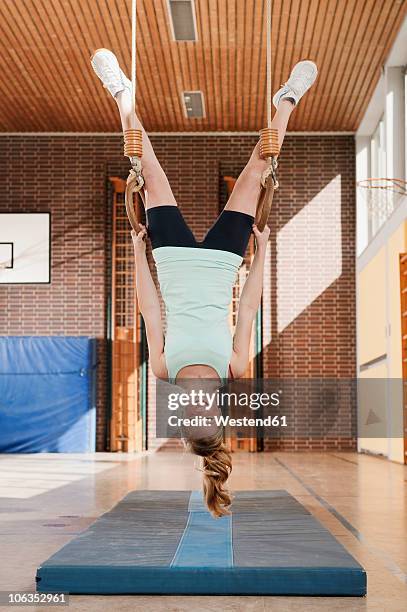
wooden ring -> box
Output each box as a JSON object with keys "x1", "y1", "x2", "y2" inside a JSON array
[{"x1": 259, "y1": 127, "x2": 279, "y2": 158}]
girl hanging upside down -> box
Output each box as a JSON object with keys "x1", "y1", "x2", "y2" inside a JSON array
[{"x1": 91, "y1": 49, "x2": 317, "y2": 517}]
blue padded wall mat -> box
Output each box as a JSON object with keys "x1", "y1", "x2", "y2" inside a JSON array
[
  {"x1": 0, "y1": 336, "x2": 97, "y2": 452},
  {"x1": 36, "y1": 490, "x2": 366, "y2": 595}
]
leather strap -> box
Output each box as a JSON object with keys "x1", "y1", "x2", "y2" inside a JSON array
[
  {"x1": 125, "y1": 169, "x2": 145, "y2": 232},
  {"x1": 255, "y1": 175, "x2": 276, "y2": 231}
]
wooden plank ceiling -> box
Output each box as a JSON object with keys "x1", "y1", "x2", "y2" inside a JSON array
[{"x1": 0, "y1": 0, "x2": 405, "y2": 132}]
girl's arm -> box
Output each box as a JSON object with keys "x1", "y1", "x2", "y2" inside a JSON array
[
  {"x1": 132, "y1": 226, "x2": 168, "y2": 379},
  {"x1": 230, "y1": 224, "x2": 270, "y2": 378}
]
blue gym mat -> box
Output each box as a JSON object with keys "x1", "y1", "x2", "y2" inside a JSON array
[
  {"x1": 36, "y1": 490, "x2": 366, "y2": 595},
  {"x1": 0, "y1": 336, "x2": 97, "y2": 453}
]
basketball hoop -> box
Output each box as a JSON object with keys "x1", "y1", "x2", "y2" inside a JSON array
[
  {"x1": 357, "y1": 177, "x2": 407, "y2": 196},
  {"x1": 357, "y1": 177, "x2": 407, "y2": 229}
]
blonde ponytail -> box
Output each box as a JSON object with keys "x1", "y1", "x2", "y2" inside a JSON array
[{"x1": 187, "y1": 430, "x2": 232, "y2": 518}]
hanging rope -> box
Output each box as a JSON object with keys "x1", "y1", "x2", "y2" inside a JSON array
[
  {"x1": 131, "y1": 0, "x2": 136, "y2": 117},
  {"x1": 266, "y1": 0, "x2": 272, "y2": 129},
  {"x1": 255, "y1": 0, "x2": 279, "y2": 231},
  {"x1": 124, "y1": 0, "x2": 145, "y2": 232}
]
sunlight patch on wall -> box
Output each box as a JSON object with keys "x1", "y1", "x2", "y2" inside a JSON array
[
  {"x1": 277, "y1": 175, "x2": 342, "y2": 333},
  {"x1": 262, "y1": 241, "x2": 272, "y2": 349}
]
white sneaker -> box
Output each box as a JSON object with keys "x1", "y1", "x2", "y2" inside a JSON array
[
  {"x1": 90, "y1": 48, "x2": 132, "y2": 98},
  {"x1": 273, "y1": 60, "x2": 318, "y2": 108}
]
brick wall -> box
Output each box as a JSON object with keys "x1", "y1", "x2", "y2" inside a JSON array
[
  {"x1": 262, "y1": 136, "x2": 357, "y2": 450},
  {"x1": 0, "y1": 135, "x2": 119, "y2": 451},
  {"x1": 0, "y1": 133, "x2": 356, "y2": 451}
]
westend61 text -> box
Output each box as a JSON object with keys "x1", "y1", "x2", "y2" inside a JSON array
[{"x1": 168, "y1": 415, "x2": 287, "y2": 428}]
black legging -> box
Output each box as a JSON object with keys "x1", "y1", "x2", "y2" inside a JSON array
[{"x1": 146, "y1": 205, "x2": 254, "y2": 257}]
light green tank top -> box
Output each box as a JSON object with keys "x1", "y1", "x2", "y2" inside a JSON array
[{"x1": 152, "y1": 246, "x2": 243, "y2": 383}]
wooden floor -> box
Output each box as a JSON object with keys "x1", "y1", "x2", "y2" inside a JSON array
[{"x1": 1, "y1": 451, "x2": 406, "y2": 611}]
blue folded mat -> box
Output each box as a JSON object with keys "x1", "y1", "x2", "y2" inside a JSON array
[{"x1": 36, "y1": 490, "x2": 366, "y2": 595}]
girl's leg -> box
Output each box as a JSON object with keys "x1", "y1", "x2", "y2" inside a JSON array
[
  {"x1": 224, "y1": 100, "x2": 294, "y2": 217},
  {"x1": 115, "y1": 86, "x2": 199, "y2": 250},
  {"x1": 116, "y1": 87, "x2": 197, "y2": 248},
  {"x1": 116, "y1": 87, "x2": 177, "y2": 210}
]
